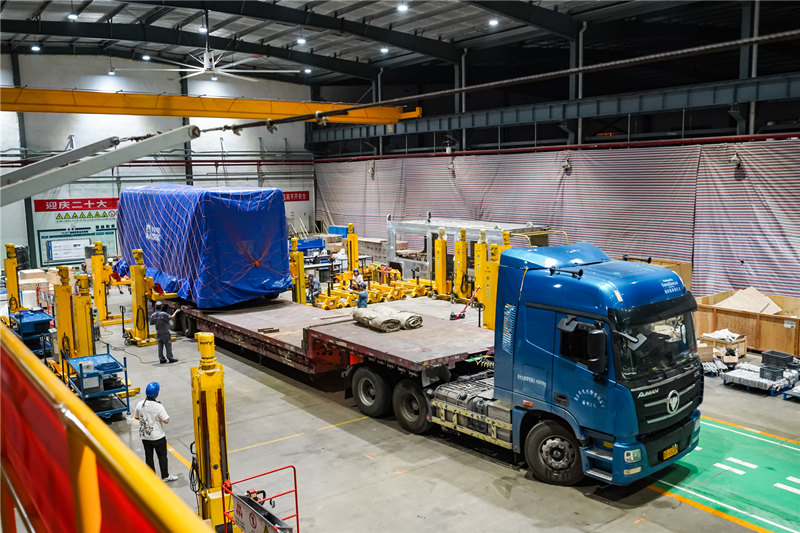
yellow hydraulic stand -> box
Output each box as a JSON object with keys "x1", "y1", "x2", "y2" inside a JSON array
[
  {"x1": 481, "y1": 232, "x2": 512, "y2": 331},
  {"x1": 53, "y1": 266, "x2": 75, "y2": 362},
  {"x1": 191, "y1": 332, "x2": 231, "y2": 529},
  {"x1": 346, "y1": 223, "x2": 359, "y2": 273},
  {"x1": 453, "y1": 228, "x2": 470, "y2": 299},
  {"x1": 123, "y1": 249, "x2": 176, "y2": 347},
  {"x1": 474, "y1": 231, "x2": 488, "y2": 305},
  {"x1": 431, "y1": 227, "x2": 451, "y2": 298},
  {"x1": 90, "y1": 241, "x2": 129, "y2": 325},
  {"x1": 72, "y1": 274, "x2": 95, "y2": 357},
  {"x1": 4, "y1": 244, "x2": 21, "y2": 314},
  {"x1": 289, "y1": 238, "x2": 307, "y2": 305}
]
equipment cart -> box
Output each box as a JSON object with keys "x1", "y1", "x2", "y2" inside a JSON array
[{"x1": 64, "y1": 348, "x2": 131, "y2": 419}]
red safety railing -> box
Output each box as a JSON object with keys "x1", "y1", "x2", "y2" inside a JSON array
[
  {"x1": 0, "y1": 323, "x2": 211, "y2": 532},
  {"x1": 222, "y1": 465, "x2": 300, "y2": 533}
]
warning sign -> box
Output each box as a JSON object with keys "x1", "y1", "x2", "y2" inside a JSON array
[{"x1": 56, "y1": 213, "x2": 63, "y2": 220}]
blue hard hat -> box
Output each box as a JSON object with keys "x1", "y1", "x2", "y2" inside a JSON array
[{"x1": 146, "y1": 382, "x2": 160, "y2": 398}]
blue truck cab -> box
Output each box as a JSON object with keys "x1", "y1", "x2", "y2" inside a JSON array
[{"x1": 489, "y1": 242, "x2": 702, "y2": 485}]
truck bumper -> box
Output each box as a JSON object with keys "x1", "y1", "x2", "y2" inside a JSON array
[{"x1": 583, "y1": 409, "x2": 701, "y2": 485}]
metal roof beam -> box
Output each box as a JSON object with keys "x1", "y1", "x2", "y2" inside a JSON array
[
  {"x1": 172, "y1": 10, "x2": 203, "y2": 29},
  {"x1": 209, "y1": 15, "x2": 240, "y2": 33},
  {"x1": 0, "y1": 19, "x2": 377, "y2": 79},
  {"x1": 468, "y1": 1, "x2": 578, "y2": 40},
  {"x1": 133, "y1": 6, "x2": 174, "y2": 25},
  {"x1": 97, "y1": 2, "x2": 128, "y2": 23},
  {"x1": 132, "y1": 0, "x2": 464, "y2": 62},
  {"x1": 308, "y1": 72, "x2": 800, "y2": 143},
  {"x1": 28, "y1": 0, "x2": 53, "y2": 21}
]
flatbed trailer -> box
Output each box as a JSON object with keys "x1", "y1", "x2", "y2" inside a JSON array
[{"x1": 163, "y1": 298, "x2": 494, "y2": 377}]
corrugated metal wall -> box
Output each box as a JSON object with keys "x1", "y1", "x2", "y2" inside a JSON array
[{"x1": 315, "y1": 139, "x2": 800, "y2": 297}]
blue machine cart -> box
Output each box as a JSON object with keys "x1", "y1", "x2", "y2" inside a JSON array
[{"x1": 64, "y1": 346, "x2": 131, "y2": 419}]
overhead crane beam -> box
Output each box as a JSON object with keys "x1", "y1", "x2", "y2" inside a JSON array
[{"x1": 0, "y1": 87, "x2": 420, "y2": 124}]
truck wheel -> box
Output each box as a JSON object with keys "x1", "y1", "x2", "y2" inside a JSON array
[
  {"x1": 352, "y1": 367, "x2": 391, "y2": 417},
  {"x1": 184, "y1": 316, "x2": 197, "y2": 338},
  {"x1": 392, "y1": 380, "x2": 431, "y2": 434},
  {"x1": 171, "y1": 310, "x2": 183, "y2": 332},
  {"x1": 524, "y1": 420, "x2": 583, "y2": 486}
]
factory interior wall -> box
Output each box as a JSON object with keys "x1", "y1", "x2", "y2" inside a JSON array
[
  {"x1": 0, "y1": 54, "x2": 312, "y2": 267},
  {"x1": 314, "y1": 139, "x2": 800, "y2": 298}
]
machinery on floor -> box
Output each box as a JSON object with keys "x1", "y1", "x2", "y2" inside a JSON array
[
  {"x1": 122, "y1": 249, "x2": 177, "y2": 347},
  {"x1": 3, "y1": 244, "x2": 53, "y2": 357}
]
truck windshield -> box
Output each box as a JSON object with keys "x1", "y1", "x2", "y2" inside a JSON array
[{"x1": 613, "y1": 313, "x2": 696, "y2": 382}]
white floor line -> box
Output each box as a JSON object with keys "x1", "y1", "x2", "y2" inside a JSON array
[
  {"x1": 726, "y1": 457, "x2": 758, "y2": 469},
  {"x1": 714, "y1": 462, "x2": 746, "y2": 475},
  {"x1": 656, "y1": 479, "x2": 800, "y2": 533},
  {"x1": 787, "y1": 476, "x2": 800, "y2": 485},
  {"x1": 695, "y1": 446, "x2": 703, "y2": 451},
  {"x1": 701, "y1": 421, "x2": 800, "y2": 453},
  {"x1": 775, "y1": 483, "x2": 800, "y2": 496}
]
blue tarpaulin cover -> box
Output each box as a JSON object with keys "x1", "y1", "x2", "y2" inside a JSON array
[{"x1": 117, "y1": 184, "x2": 292, "y2": 308}]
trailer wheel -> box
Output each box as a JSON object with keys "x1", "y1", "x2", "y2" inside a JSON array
[
  {"x1": 184, "y1": 315, "x2": 197, "y2": 338},
  {"x1": 352, "y1": 367, "x2": 391, "y2": 417},
  {"x1": 171, "y1": 310, "x2": 183, "y2": 332},
  {"x1": 392, "y1": 380, "x2": 431, "y2": 434},
  {"x1": 524, "y1": 420, "x2": 583, "y2": 486}
]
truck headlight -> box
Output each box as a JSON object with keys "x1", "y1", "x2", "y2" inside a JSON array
[
  {"x1": 624, "y1": 449, "x2": 642, "y2": 463},
  {"x1": 694, "y1": 417, "x2": 701, "y2": 433},
  {"x1": 624, "y1": 466, "x2": 642, "y2": 476}
]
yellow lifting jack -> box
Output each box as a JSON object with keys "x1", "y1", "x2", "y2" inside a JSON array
[
  {"x1": 122, "y1": 249, "x2": 177, "y2": 347},
  {"x1": 72, "y1": 274, "x2": 96, "y2": 357},
  {"x1": 190, "y1": 332, "x2": 231, "y2": 529},
  {"x1": 90, "y1": 241, "x2": 130, "y2": 326},
  {"x1": 480, "y1": 232, "x2": 512, "y2": 331},
  {"x1": 289, "y1": 238, "x2": 307, "y2": 305},
  {"x1": 3, "y1": 244, "x2": 22, "y2": 315}
]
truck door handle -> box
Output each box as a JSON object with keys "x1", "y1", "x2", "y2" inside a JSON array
[{"x1": 554, "y1": 393, "x2": 569, "y2": 407}]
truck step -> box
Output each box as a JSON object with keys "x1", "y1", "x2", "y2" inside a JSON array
[
  {"x1": 585, "y1": 448, "x2": 613, "y2": 462},
  {"x1": 586, "y1": 468, "x2": 613, "y2": 483}
]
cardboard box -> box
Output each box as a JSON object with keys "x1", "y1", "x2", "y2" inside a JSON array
[
  {"x1": 714, "y1": 287, "x2": 782, "y2": 315},
  {"x1": 701, "y1": 335, "x2": 747, "y2": 363},
  {"x1": 19, "y1": 279, "x2": 48, "y2": 291},
  {"x1": 18, "y1": 269, "x2": 46, "y2": 281},
  {"x1": 697, "y1": 342, "x2": 713, "y2": 362}
]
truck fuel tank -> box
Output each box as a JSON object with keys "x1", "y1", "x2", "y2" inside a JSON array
[{"x1": 433, "y1": 377, "x2": 512, "y2": 443}]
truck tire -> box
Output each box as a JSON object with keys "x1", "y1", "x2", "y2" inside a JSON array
[
  {"x1": 352, "y1": 367, "x2": 391, "y2": 417},
  {"x1": 524, "y1": 420, "x2": 583, "y2": 486},
  {"x1": 392, "y1": 380, "x2": 431, "y2": 434},
  {"x1": 184, "y1": 315, "x2": 197, "y2": 338},
  {"x1": 171, "y1": 310, "x2": 183, "y2": 332}
]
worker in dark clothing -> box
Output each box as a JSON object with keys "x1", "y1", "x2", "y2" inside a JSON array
[
  {"x1": 356, "y1": 290, "x2": 369, "y2": 308},
  {"x1": 149, "y1": 301, "x2": 179, "y2": 364},
  {"x1": 307, "y1": 274, "x2": 322, "y2": 304}
]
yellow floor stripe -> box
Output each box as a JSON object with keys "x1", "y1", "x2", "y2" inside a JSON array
[
  {"x1": 167, "y1": 445, "x2": 192, "y2": 469},
  {"x1": 647, "y1": 485, "x2": 773, "y2": 533},
  {"x1": 229, "y1": 433, "x2": 305, "y2": 453},
  {"x1": 317, "y1": 416, "x2": 368, "y2": 430},
  {"x1": 701, "y1": 415, "x2": 800, "y2": 446}
]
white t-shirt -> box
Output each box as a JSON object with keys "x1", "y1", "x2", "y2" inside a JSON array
[{"x1": 134, "y1": 399, "x2": 169, "y2": 441}]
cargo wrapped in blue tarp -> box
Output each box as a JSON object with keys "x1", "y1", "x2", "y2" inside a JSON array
[{"x1": 117, "y1": 184, "x2": 292, "y2": 308}]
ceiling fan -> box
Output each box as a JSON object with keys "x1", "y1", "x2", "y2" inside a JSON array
[{"x1": 115, "y1": 45, "x2": 301, "y2": 81}]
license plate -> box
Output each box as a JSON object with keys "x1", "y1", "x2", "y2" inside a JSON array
[{"x1": 662, "y1": 443, "x2": 679, "y2": 460}]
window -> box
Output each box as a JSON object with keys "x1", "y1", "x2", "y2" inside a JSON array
[{"x1": 558, "y1": 316, "x2": 596, "y2": 366}]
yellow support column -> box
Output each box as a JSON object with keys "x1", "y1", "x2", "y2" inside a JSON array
[
  {"x1": 453, "y1": 229, "x2": 469, "y2": 299},
  {"x1": 4, "y1": 244, "x2": 20, "y2": 314},
  {"x1": 125, "y1": 249, "x2": 157, "y2": 346},
  {"x1": 53, "y1": 266, "x2": 75, "y2": 362},
  {"x1": 481, "y1": 232, "x2": 512, "y2": 331},
  {"x1": 289, "y1": 238, "x2": 306, "y2": 305},
  {"x1": 73, "y1": 275, "x2": 95, "y2": 357},
  {"x1": 191, "y1": 332, "x2": 230, "y2": 528},
  {"x1": 434, "y1": 227, "x2": 448, "y2": 296},
  {"x1": 90, "y1": 242, "x2": 108, "y2": 323},
  {"x1": 499, "y1": 231, "x2": 512, "y2": 255},
  {"x1": 346, "y1": 223, "x2": 359, "y2": 273},
  {"x1": 474, "y1": 231, "x2": 488, "y2": 304}
]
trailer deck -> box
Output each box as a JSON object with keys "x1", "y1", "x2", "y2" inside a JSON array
[{"x1": 176, "y1": 298, "x2": 493, "y2": 375}]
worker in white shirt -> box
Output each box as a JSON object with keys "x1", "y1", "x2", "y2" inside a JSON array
[
  {"x1": 350, "y1": 268, "x2": 366, "y2": 291},
  {"x1": 133, "y1": 382, "x2": 178, "y2": 482}
]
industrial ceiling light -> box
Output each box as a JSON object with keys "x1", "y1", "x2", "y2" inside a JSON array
[
  {"x1": 68, "y1": 13, "x2": 79, "y2": 21},
  {"x1": 142, "y1": 54, "x2": 151, "y2": 61},
  {"x1": 730, "y1": 152, "x2": 742, "y2": 168},
  {"x1": 489, "y1": 19, "x2": 499, "y2": 26},
  {"x1": 380, "y1": 47, "x2": 389, "y2": 54},
  {"x1": 297, "y1": 36, "x2": 307, "y2": 45},
  {"x1": 31, "y1": 43, "x2": 41, "y2": 52},
  {"x1": 211, "y1": 74, "x2": 218, "y2": 81},
  {"x1": 108, "y1": 68, "x2": 116, "y2": 76},
  {"x1": 304, "y1": 67, "x2": 312, "y2": 74},
  {"x1": 397, "y1": 3, "x2": 409, "y2": 12},
  {"x1": 199, "y1": 24, "x2": 208, "y2": 33}
]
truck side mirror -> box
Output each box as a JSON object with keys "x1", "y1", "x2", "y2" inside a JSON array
[{"x1": 586, "y1": 329, "x2": 607, "y2": 374}]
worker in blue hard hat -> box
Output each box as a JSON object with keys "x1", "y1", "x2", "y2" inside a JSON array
[{"x1": 133, "y1": 382, "x2": 178, "y2": 482}]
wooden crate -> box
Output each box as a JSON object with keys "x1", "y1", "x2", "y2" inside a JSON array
[
  {"x1": 695, "y1": 291, "x2": 800, "y2": 357},
  {"x1": 699, "y1": 335, "x2": 748, "y2": 363}
]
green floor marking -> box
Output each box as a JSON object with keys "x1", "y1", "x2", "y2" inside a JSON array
[{"x1": 652, "y1": 421, "x2": 800, "y2": 532}]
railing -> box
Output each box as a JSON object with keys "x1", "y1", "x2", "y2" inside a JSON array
[
  {"x1": 0, "y1": 323, "x2": 211, "y2": 532},
  {"x1": 222, "y1": 466, "x2": 300, "y2": 533}
]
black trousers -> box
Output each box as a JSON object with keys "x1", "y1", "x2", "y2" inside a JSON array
[
  {"x1": 143, "y1": 436, "x2": 169, "y2": 478},
  {"x1": 157, "y1": 336, "x2": 173, "y2": 362}
]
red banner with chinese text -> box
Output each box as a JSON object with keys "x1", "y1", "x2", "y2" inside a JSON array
[
  {"x1": 34, "y1": 198, "x2": 119, "y2": 211},
  {"x1": 283, "y1": 191, "x2": 310, "y2": 202}
]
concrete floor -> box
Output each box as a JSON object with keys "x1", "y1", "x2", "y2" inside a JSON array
[{"x1": 100, "y1": 291, "x2": 800, "y2": 533}]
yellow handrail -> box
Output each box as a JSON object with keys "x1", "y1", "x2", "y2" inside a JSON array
[{"x1": 0, "y1": 324, "x2": 210, "y2": 532}]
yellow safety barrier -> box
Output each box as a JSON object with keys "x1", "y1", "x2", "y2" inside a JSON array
[{"x1": 0, "y1": 323, "x2": 210, "y2": 532}]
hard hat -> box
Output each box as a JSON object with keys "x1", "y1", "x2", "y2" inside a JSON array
[
  {"x1": 155, "y1": 301, "x2": 164, "y2": 310},
  {"x1": 146, "y1": 382, "x2": 160, "y2": 398}
]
